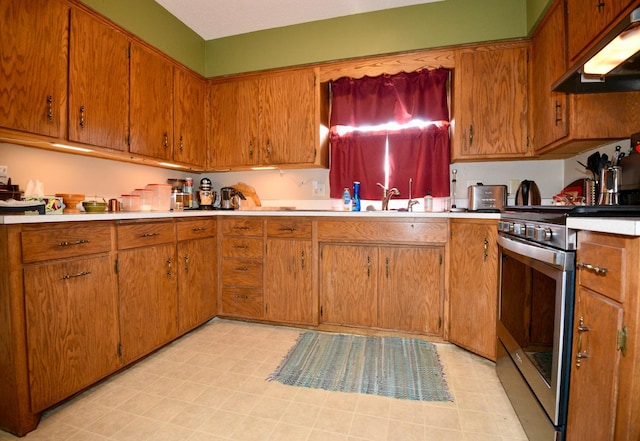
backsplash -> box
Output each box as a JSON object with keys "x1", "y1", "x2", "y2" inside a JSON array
[{"x1": 1, "y1": 139, "x2": 629, "y2": 208}]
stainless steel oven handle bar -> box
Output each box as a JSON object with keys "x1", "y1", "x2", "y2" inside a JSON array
[{"x1": 498, "y1": 235, "x2": 573, "y2": 270}]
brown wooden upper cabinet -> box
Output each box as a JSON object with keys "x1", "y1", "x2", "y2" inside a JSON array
[
  {"x1": 68, "y1": 7, "x2": 130, "y2": 151},
  {"x1": 129, "y1": 42, "x2": 174, "y2": 161},
  {"x1": 209, "y1": 68, "x2": 324, "y2": 169},
  {"x1": 0, "y1": 0, "x2": 69, "y2": 138},
  {"x1": 452, "y1": 41, "x2": 530, "y2": 161},
  {"x1": 530, "y1": 0, "x2": 640, "y2": 157},
  {"x1": 173, "y1": 66, "x2": 207, "y2": 168},
  {"x1": 567, "y1": 0, "x2": 636, "y2": 63},
  {"x1": 130, "y1": 44, "x2": 207, "y2": 168}
]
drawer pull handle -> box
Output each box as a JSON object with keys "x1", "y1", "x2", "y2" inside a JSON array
[
  {"x1": 46, "y1": 95, "x2": 53, "y2": 121},
  {"x1": 192, "y1": 227, "x2": 207, "y2": 232},
  {"x1": 278, "y1": 226, "x2": 297, "y2": 232},
  {"x1": 166, "y1": 257, "x2": 173, "y2": 278},
  {"x1": 232, "y1": 245, "x2": 248, "y2": 249},
  {"x1": 233, "y1": 266, "x2": 249, "y2": 271},
  {"x1": 233, "y1": 294, "x2": 249, "y2": 300},
  {"x1": 301, "y1": 250, "x2": 305, "y2": 269},
  {"x1": 62, "y1": 271, "x2": 91, "y2": 280},
  {"x1": 184, "y1": 253, "x2": 189, "y2": 272},
  {"x1": 233, "y1": 226, "x2": 250, "y2": 230},
  {"x1": 578, "y1": 262, "x2": 608, "y2": 274},
  {"x1": 140, "y1": 232, "x2": 160, "y2": 238},
  {"x1": 58, "y1": 239, "x2": 90, "y2": 247}
]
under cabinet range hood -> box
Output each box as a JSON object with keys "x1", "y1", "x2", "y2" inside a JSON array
[{"x1": 553, "y1": 6, "x2": 640, "y2": 94}]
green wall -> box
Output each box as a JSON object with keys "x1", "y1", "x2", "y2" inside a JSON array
[
  {"x1": 205, "y1": 0, "x2": 529, "y2": 77},
  {"x1": 78, "y1": 0, "x2": 206, "y2": 75},
  {"x1": 79, "y1": 0, "x2": 553, "y2": 79}
]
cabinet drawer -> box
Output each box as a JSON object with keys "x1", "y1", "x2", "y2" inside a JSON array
[
  {"x1": 318, "y1": 220, "x2": 448, "y2": 244},
  {"x1": 176, "y1": 218, "x2": 216, "y2": 241},
  {"x1": 222, "y1": 237, "x2": 263, "y2": 258},
  {"x1": 221, "y1": 288, "x2": 263, "y2": 318},
  {"x1": 577, "y1": 232, "x2": 626, "y2": 303},
  {"x1": 221, "y1": 259, "x2": 263, "y2": 286},
  {"x1": 267, "y1": 218, "x2": 312, "y2": 239},
  {"x1": 221, "y1": 218, "x2": 264, "y2": 236},
  {"x1": 117, "y1": 221, "x2": 176, "y2": 250},
  {"x1": 22, "y1": 224, "x2": 113, "y2": 263}
]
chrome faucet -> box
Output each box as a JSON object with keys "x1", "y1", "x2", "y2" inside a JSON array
[
  {"x1": 407, "y1": 178, "x2": 418, "y2": 212},
  {"x1": 377, "y1": 183, "x2": 400, "y2": 210}
]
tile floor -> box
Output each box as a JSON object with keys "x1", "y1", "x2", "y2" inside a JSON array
[{"x1": 0, "y1": 319, "x2": 527, "y2": 441}]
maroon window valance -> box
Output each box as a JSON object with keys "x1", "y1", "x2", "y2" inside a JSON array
[
  {"x1": 329, "y1": 68, "x2": 451, "y2": 200},
  {"x1": 330, "y1": 68, "x2": 450, "y2": 127}
]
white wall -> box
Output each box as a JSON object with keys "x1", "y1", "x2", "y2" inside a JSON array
[{"x1": 1, "y1": 138, "x2": 632, "y2": 209}]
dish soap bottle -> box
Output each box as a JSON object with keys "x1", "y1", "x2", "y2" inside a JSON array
[
  {"x1": 342, "y1": 187, "x2": 351, "y2": 211},
  {"x1": 352, "y1": 181, "x2": 361, "y2": 211}
]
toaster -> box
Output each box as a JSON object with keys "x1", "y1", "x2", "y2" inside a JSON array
[{"x1": 467, "y1": 184, "x2": 507, "y2": 212}]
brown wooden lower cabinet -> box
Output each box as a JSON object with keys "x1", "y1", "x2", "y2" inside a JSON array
[
  {"x1": 448, "y1": 219, "x2": 499, "y2": 361},
  {"x1": 24, "y1": 254, "x2": 120, "y2": 413},
  {"x1": 566, "y1": 231, "x2": 640, "y2": 441},
  {"x1": 318, "y1": 218, "x2": 447, "y2": 336}
]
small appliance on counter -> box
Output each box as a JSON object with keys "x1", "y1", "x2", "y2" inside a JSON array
[
  {"x1": 514, "y1": 180, "x2": 541, "y2": 205},
  {"x1": 196, "y1": 178, "x2": 217, "y2": 210},
  {"x1": 467, "y1": 183, "x2": 507, "y2": 212},
  {"x1": 618, "y1": 139, "x2": 640, "y2": 204},
  {"x1": 220, "y1": 186, "x2": 244, "y2": 210}
]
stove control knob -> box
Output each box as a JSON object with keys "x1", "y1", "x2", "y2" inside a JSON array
[
  {"x1": 534, "y1": 226, "x2": 552, "y2": 241},
  {"x1": 513, "y1": 223, "x2": 526, "y2": 235}
]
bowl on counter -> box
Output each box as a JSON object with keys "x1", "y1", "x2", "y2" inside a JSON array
[
  {"x1": 55, "y1": 193, "x2": 85, "y2": 213},
  {"x1": 82, "y1": 200, "x2": 107, "y2": 213}
]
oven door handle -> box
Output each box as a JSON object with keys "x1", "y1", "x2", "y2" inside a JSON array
[{"x1": 498, "y1": 235, "x2": 573, "y2": 270}]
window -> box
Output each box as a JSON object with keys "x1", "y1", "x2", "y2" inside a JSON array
[{"x1": 328, "y1": 68, "x2": 450, "y2": 200}]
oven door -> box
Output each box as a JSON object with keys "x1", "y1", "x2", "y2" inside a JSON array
[{"x1": 497, "y1": 234, "x2": 575, "y2": 427}]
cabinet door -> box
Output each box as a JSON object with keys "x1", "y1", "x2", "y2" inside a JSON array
[
  {"x1": 129, "y1": 42, "x2": 173, "y2": 160},
  {"x1": 24, "y1": 255, "x2": 120, "y2": 412},
  {"x1": 448, "y1": 220, "x2": 499, "y2": 360},
  {"x1": 210, "y1": 78, "x2": 259, "y2": 167},
  {"x1": 454, "y1": 44, "x2": 529, "y2": 160},
  {"x1": 566, "y1": 287, "x2": 623, "y2": 441},
  {"x1": 68, "y1": 8, "x2": 129, "y2": 151},
  {"x1": 0, "y1": 0, "x2": 68, "y2": 137},
  {"x1": 174, "y1": 67, "x2": 206, "y2": 168},
  {"x1": 567, "y1": 0, "x2": 632, "y2": 62},
  {"x1": 260, "y1": 69, "x2": 317, "y2": 165},
  {"x1": 265, "y1": 239, "x2": 314, "y2": 325},
  {"x1": 118, "y1": 243, "x2": 178, "y2": 364},
  {"x1": 177, "y1": 237, "x2": 216, "y2": 333},
  {"x1": 320, "y1": 244, "x2": 377, "y2": 327},
  {"x1": 378, "y1": 246, "x2": 443, "y2": 335},
  {"x1": 530, "y1": 0, "x2": 569, "y2": 151}
]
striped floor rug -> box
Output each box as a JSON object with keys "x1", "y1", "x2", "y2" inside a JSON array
[{"x1": 267, "y1": 332, "x2": 453, "y2": 402}]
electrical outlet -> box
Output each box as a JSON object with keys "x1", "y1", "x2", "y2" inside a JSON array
[
  {"x1": 508, "y1": 179, "x2": 520, "y2": 195},
  {"x1": 312, "y1": 183, "x2": 326, "y2": 197}
]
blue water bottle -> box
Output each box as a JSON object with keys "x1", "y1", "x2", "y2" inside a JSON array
[{"x1": 352, "y1": 181, "x2": 361, "y2": 211}]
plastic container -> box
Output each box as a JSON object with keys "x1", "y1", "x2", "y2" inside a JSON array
[
  {"x1": 146, "y1": 183, "x2": 172, "y2": 211},
  {"x1": 121, "y1": 194, "x2": 141, "y2": 212},
  {"x1": 342, "y1": 187, "x2": 351, "y2": 211},
  {"x1": 133, "y1": 188, "x2": 153, "y2": 211}
]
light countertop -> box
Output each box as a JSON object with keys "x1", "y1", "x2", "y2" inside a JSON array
[
  {"x1": 568, "y1": 217, "x2": 640, "y2": 236},
  {"x1": 0, "y1": 209, "x2": 500, "y2": 225}
]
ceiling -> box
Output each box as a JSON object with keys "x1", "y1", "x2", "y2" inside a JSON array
[{"x1": 154, "y1": 0, "x2": 443, "y2": 40}]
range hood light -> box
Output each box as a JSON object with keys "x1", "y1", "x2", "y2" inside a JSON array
[{"x1": 583, "y1": 25, "x2": 640, "y2": 75}]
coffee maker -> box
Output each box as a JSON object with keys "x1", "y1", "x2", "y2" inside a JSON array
[{"x1": 220, "y1": 187, "x2": 237, "y2": 210}]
